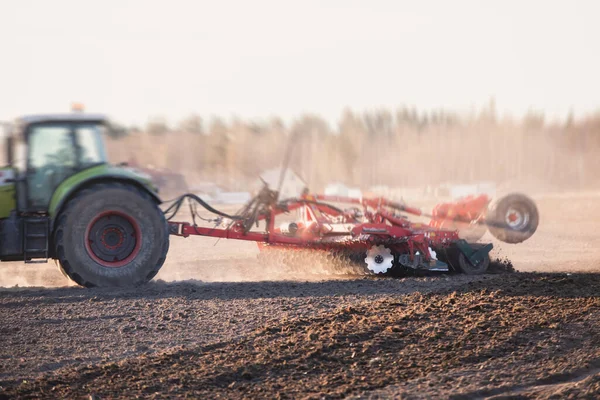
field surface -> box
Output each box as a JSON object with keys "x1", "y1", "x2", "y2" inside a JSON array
[{"x1": 1, "y1": 193, "x2": 600, "y2": 399}]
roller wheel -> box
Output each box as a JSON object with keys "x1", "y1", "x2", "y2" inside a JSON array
[
  {"x1": 486, "y1": 193, "x2": 539, "y2": 244},
  {"x1": 437, "y1": 245, "x2": 490, "y2": 275},
  {"x1": 456, "y1": 245, "x2": 490, "y2": 275},
  {"x1": 53, "y1": 183, "x2": 170, "y2": 288}
]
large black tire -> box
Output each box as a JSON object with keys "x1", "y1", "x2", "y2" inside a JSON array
[
  {"x1": 53, "y1": 183, "x2": 170, "y2": 288},
  {"x1": 486, "y1": 193, "x2": 539, "y2": 244}
]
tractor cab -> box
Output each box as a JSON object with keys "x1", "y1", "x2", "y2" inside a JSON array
[{"x1": 5, "y1": 113, "x2": 111, "y2": 212}]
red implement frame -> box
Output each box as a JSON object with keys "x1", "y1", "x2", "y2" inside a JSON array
[
  {"x1": 306, "y1": 193, "x2": 491, "y2": 230},
  {"x1": 167, "y1": 191, "x2": 470, "y2": 265}
]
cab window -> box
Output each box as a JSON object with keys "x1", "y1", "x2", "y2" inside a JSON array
[
  {"x1": 28, "y1": 124, "x2": 76, "y2": 171},
  {"x1": 27, "y1": 124, "x2": 76, "y2": 209},
  {"x1": 25, "y1": 121, "x2": 108, "y2": 210},
  {"x1": 75, "y1": 124, "x2": 107, "y2": 167}
]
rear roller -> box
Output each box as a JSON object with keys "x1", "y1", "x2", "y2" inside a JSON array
[
  {"x1": 456, "y1": 246, "x2": 490, "y2": 275},
  {"x1": 438, "y1": 243, "x2": 491, "y2": 275}
]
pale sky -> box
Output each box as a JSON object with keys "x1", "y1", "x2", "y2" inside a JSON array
[{"x1": 0, "y1": 0, "x2": 598, "y2": 127}]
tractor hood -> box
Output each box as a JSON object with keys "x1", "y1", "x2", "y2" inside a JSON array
[{"x1": 91, "y1": 163, "x2": 159, "y2": 193}]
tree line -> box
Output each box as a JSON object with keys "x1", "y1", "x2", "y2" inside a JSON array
[{"x1": 105, "y1": 104, "x2": 600, "y2": 193}]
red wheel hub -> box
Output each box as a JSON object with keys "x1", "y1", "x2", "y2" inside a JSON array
[{"x1": 85, "y1": 211, "x2": 142, "y2": 268}]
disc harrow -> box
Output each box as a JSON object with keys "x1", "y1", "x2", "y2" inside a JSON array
[{"x1": 164, "y1": 182, "x2": 538, "y2": 277}]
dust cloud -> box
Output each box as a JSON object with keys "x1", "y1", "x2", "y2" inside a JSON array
[{"x1": 0, "y1": 261, "x2": 76, "y2": 289}]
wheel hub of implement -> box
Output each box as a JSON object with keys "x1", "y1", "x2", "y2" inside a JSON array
[{"x1": 505, "y1": 207, "x2": 529, "y2": 230}]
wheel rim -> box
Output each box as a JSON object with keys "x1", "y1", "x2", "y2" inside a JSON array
[
  {"x1": 505, "y1": 206, "x2": 530, "y2": 230},
  {"x1": 85, "y1": 211, "x2": 142, "y2": 268}
]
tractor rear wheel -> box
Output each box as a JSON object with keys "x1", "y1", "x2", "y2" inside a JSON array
[{"x1": 54, "y1": 183, "x2": 169, "y2": 288}]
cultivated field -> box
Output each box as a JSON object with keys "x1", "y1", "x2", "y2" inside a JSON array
[{"x1": 1, "y1": 192, "x2": 600, "y2": 399}]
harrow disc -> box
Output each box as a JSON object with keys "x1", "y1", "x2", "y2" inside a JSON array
[{"x1": 364, "y1": 245, "x2": 394, "y2": 274}]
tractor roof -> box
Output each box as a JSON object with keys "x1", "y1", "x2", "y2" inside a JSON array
[{"x1": 18, "y1": 113, "x2": 109, "y2": 125}]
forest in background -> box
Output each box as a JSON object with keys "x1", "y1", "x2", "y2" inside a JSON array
[{"x1": 105, "y1": 101, "x2": 600, "y2": 194}]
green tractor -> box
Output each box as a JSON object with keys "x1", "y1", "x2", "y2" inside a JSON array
[{"x1": 0, "y1": 112, "x2": 169, "y2": 287}]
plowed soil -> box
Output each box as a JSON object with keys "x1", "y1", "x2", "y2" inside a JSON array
[{"x1": 1, "y1": 193, "x2": 600, "y2": 399}]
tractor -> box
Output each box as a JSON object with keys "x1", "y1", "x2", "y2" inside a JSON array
[{"x1": 0, "y1": 111, "x2": 169, "y2": 287}]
